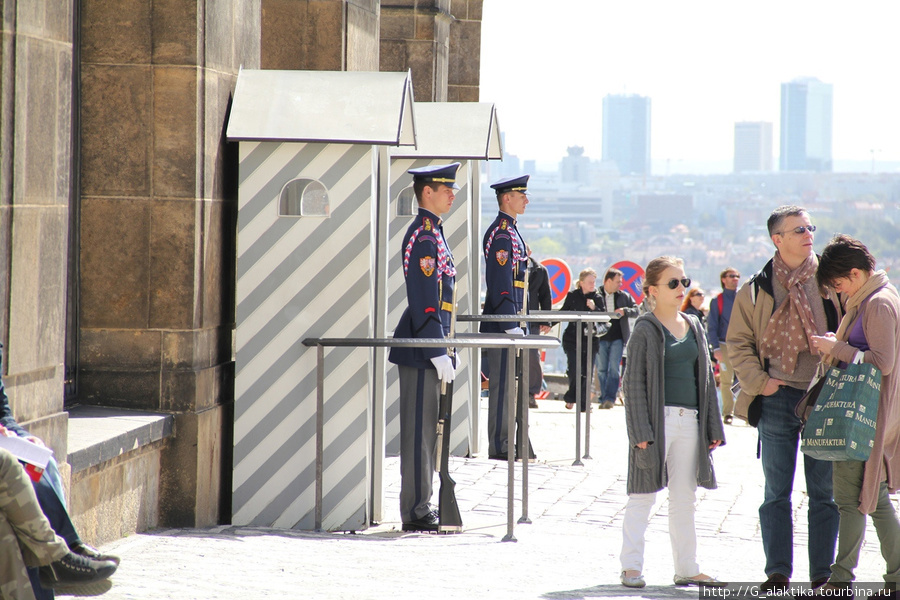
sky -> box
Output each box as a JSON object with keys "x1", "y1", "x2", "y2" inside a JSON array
[{"x1": 479, "y1": 0, "x2": 900, "y2": 173}]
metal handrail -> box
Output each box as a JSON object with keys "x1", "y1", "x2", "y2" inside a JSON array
[
  {"x1": 457, "y1": 311, "x2": 614, "y2": 466},
  {"x1": 302, "y1": 334, "x2": 559, "y2": 541}
]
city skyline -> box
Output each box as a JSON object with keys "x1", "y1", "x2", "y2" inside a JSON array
[{"x1": 480, "y1": 0, "x2": 900, "y2": 174}]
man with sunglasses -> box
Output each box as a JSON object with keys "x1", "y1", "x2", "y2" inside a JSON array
[
  {"x1": 727, "y1": 205, "x2": 842, "y2": 593},
  {"x1": 707, "y1": 268, "x2": 740, "y2": 424}
]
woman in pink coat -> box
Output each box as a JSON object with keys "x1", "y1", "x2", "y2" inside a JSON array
[{"x1": 811, "y1": 234, "x2": 900, "y2": 593}]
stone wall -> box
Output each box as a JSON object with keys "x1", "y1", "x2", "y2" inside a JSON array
[
  {"x1": 261, "y1": 0, "x2": 380, "y2": 71},
  {"x1": 380, "y1": 0, "x2": 481, "y2": 102},
  {"x1": 0, "y1": 0, "x2": 74, "y2": 465},
  {"x1": 0, "y1": 0, "x2": 482, "y2": 533},
  {"x1": 76, "y1": 0, "x2": 260, "y2": 526}
]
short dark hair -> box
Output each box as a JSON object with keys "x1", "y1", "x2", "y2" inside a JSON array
[
  {"x1": 816, "y1": 234, "x2": 876, "y2": 289},
  {"x1": 719, "y1": 267, "x2": 739, "y2": 285},
  {"x1": 767, "y1": 205, "x2": 807, "y2": 237},
  {"x1": 413, "y1": 180, "x2": 441, "y2": 201},
  {"x1": 604, "y1": 268, "x2": 623, "y2": 282}
]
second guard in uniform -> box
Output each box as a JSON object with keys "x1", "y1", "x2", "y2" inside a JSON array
[
  {"x1": 388, "y1": 163, "x2": 460, "y2": 532},
  {"x1": 481, "y1": 175, "x2": 534, "y2": 460}
]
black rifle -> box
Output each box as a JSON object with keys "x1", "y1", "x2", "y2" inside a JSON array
[{"x1": 435, "y1": 287, "x2": 462, "y2": 533}]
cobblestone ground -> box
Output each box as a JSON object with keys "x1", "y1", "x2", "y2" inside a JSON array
[{"x1": 62, "y1": 397, "x2": 893, "y2": 600}]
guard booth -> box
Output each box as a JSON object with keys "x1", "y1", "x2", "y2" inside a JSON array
[
  {"x1": 227, "y1": 69, "x2": 415, "y2": 531},
  {"x1": 382, "y1": 103, "x2": 502, "y2": 457}
]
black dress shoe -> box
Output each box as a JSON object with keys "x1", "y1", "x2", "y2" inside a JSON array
[
  {"x1": 39, "y1": 551, "x2": 117, "y2": 589},
  {"x1": 402, "y1": 509, "x2": 439, "y2": 532},
  {"x1": 759, "y1": 573, "x2": 789, "y2": 594},
  {"x1": 488, "y1": 453, "x2": 509, "y2": 460},
  {"x1": 70, "y1": 540, "x2": 121, "y2": 566}
]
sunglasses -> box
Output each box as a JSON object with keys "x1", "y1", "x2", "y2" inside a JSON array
[
  {"x1": 659, "y1": 277, "x2": 691, "y2": 290},
  {"x1": 775, "y1": 225, "x2": 816, "y2": 236},
  {"x1": 725, "y1": 274, "x2": 741, "y2": 279}
]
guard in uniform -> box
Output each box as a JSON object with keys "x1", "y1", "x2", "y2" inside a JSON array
[
  {"x1": 481, "y1": 174, "x2": 534, "y2": 460},
  {"x1": 388, "y1": 163, "x2": 460, "y2": 532}
]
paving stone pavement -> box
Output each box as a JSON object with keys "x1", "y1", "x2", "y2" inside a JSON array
[{"x1": 62, "y1": 397, "x2": 895, "y2": 599}]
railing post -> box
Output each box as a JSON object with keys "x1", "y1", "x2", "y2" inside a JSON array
[
  {"x1": 573, "y1": 319, "x2": 584, "y2": 467},
  {"x1": 502, "y1": 347, "x2": 517, "y2": 542},
  {"x1": 315, "y1": 343, "x2": 325, "y2": 531}
]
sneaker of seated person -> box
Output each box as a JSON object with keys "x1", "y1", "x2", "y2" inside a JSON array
[
  {"x1": 39, "y1": 551, "x2": 118, "y2": 590},
  {"x1": 70, "y1": 540, "x2": 121, "y2": 565}
]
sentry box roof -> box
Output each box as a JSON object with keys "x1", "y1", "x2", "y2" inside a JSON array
[
  {"x1": 390, "y1": 102, "x2": 502, "y2": 160},
  {"x1": 226, "y1": 69, "x2": 416, "y2": 146}
]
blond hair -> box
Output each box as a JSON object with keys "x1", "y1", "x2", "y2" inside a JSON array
[{"x1": 574, "y1": 267, "x2": 597, "y2": 290}]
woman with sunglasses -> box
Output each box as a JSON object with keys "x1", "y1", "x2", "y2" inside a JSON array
[
  {"x1": 680, "y1": 288, "x2": 707, "y2": 327},
  {"x1": 619, "y1": 256, "x2": 726, "y2": 589}
]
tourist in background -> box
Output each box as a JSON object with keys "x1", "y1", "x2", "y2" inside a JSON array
[
  {"x1": 707, "y1": 268, "x2": 739, "y2": 423},
  {"x1": 560, "y1": 268, "x2": 602, "y2": 411},
  {"x1": 526, "y1": 245, "x2": 552, "y2": 409},
  {"x1": 594, "y1": 268, "x2": 639, "y2": 409},
  {"x1": 619, "y1": 256, "x2": 725, "y2": 589},
  {"x1": 681, "y1": 288, "x2": 707, "y2": 327}
]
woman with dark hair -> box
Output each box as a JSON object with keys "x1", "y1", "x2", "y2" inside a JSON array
[
  {"x1": 680, "y1": 288, "x2": 707, "y2": 327},
  {"x1": 619, "y1": 256, "x2": 726, "y2": 589},
  {"x1": 560, "y1": 268, "x2": 603, "y2": 410},
  {"x1": 810, "y1": 234, "x2": 900, "y2": 594}
]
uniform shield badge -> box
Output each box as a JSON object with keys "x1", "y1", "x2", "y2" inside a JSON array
[
  {"x1": 420, "y1": 256, "x2": 436, "y2": 276},
  {"x1": 496, "y1": 250, "x2": 508, "y2": 266}
]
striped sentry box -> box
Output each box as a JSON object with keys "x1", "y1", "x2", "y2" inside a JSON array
[{"x1": 233, "y1": 141, "x2": 374, "y2": 531}]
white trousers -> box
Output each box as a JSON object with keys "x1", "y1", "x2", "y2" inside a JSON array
[{"x1": 620, "y1": 406, "x2": 701, "y2": 577}]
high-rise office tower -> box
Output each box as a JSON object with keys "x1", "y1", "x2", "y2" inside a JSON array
[
  {"x1": 734, "y1": 121, "x2": 773, "y2": 172},
  {"x1": 780, "y1": 77, "x2": 833, "y2": 172},
  {"x1": 602, "y1": 94, "x2": 651, "y2": 176}
]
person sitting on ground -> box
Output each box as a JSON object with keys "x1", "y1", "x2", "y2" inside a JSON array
[
  {"x1": 0, "y1": 343, "x2": 119, "y2": 598},
  {"x1": 0, "y1": 447, "x2": 117, "y2": 600}
]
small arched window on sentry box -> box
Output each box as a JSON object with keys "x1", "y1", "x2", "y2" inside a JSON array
[
  {"x1": 279, "y1": 178, "x2": 330, "y2": 217},
  {"x1": 395, "y1": 185, "x2": 416, "y2": 218}
]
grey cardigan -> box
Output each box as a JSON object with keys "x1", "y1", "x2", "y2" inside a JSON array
[{"x1": 622, "y1": 312, "x2": 726, "y2": 495}]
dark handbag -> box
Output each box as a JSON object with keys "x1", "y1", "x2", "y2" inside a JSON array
[
  {"x1": 800, "y1": 354, "x2": 881, "y2": 461},
  {"x1": 794, "y1": 361, "x2": 828, "y2": 423}
]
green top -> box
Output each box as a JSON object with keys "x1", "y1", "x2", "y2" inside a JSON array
[{"x1": 663, "y1": 327, "x2": 699, "y2": 408}]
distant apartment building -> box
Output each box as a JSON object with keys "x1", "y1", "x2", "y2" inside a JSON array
[
  {"x1": 560, "y1": 146, "x2": 590, "y2": 184},
  {"x1": 780, "y1": 77, "x2": 833, "y2": 172},
  {"x1": 734, "y1": 121, "x2": 773, "y2": 172},
  {"x1": 602, "y1": 94, "x2": 651, "y2": 176}
]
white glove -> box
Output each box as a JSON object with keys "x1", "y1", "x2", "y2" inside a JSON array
[
  {"x1": 507, "y1": 327, "x2": 525, "y2": 336},
  {"x1": 431, "y1": 355, "x2": 455, "y2": 383}
]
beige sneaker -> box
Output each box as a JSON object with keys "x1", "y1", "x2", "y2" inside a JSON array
[{"x1": 621, "y1": 570, "x2": 646, "y2": 588}]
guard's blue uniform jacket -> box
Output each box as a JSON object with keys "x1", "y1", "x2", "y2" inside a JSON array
[
  {"x1": 389, "y1": 209, "x2": 456, "y2": 369},
  {"x1": 480, "y1": 211, "x2": 526, "y2": 334}
]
